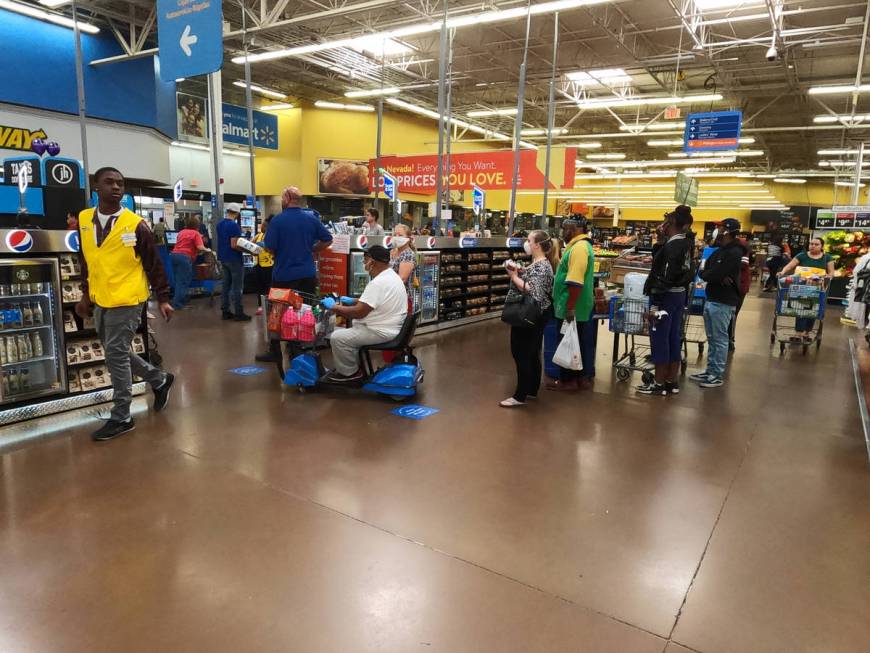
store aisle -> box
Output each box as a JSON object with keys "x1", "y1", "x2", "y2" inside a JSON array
[{"x1": 1, "y1": 294, "x2": 868, "y2": 653}]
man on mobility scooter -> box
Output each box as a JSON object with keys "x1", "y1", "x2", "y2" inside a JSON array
[{"x1": 283, "y1": 245, "x2": 424, "y2": 399}]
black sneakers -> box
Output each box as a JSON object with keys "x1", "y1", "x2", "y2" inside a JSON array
[
  {"x1": 665, "y1": 382, "x2": 680, "y2": 395},
  {"x1": 92, "y1": 418, "x2": 135, "y2": 441},
  {"x1": 637, "y1": 382, "x2": 668, "y2": 396},
  {"x1": 153, "y1": 373, "x2": 174, "y2": 412},
  {"x1": 233, "y1": 313, "x2": 253, "y2": 322},
  {"x1": 222, "y1": 311, "x2": 233, "y2": 320}
]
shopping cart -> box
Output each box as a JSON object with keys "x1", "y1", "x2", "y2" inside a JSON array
[
  {"x1": 684, "y1": 289, "x2": 707, "y2": 358},
  {"x1": 770, "y1": 277, "x2": 828, "y2": 355},
  {"x1": 267, "y1": 289, "x2": 335, "y2": 380},
  {"x1": 609, "y1": 296, "x2": 655, "y2": 384}
]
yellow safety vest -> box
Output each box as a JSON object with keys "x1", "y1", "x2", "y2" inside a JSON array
[
  {"x1": 254, "y1": 232, "x2": 273, "y2": 268},
  {"x1": 79, "y1": 208, "x2": 150, "y2": 308}
]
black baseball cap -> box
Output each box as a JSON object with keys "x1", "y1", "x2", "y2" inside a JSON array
[
  {"x1": 718, "y1": 218, "x2": 741, "y2": 234},
  {"x1": 364, "y1": 245, "x2": 391, "y2": 263}
]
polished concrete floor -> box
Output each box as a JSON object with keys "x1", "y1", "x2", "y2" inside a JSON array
[{"x1": 1, "y1": 294, "x2": 869, "y2": 652}]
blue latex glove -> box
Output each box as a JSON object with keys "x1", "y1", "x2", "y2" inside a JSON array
[
  {"x1": 320, "y1": 297, "x2": 336, "y2": 310},
  {"x1": 340, "y1": 296, "x2": 356, "y2": 305}
]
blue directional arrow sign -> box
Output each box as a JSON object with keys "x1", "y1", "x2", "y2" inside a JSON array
[
  {"x1": 683, "y1": 110, "x2": 743, "y2": 153},
  {"x1": 157, "y1": 0, "x2": 223, "y2": 81},
  {"x1": 382, "y1": 170, "x2": 397, "y2": 202},
  {"x1": 472, "y1": 185, "x2": 485, "y2": 216}
]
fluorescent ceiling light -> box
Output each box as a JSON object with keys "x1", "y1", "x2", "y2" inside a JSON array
[
  {"x1": 175, "y1": 78, "x2": 186, "y2": 82},
  {"x1": 577, "y1": 156, "x2": 735, "y2": 168},
  {"x1": 693, "y1": 0, "x2": 764, "y2": 10},
  {"x1": 566, "y1": 68, "x2": 632, "y2": 87},
  {"x1": 813, "y1": 114, "x2": 870, "y2": 124},
  {"x1": 808, "y1": 84, "x2": 870, "y2": 95},
  {"x1": 2, "y1": 0, "x2": 100, "y2": 33},
  {"x1": 819, "y1": 160, "x2": 870, "y2": 167},
  {"x1": 586, "y1": 153, "x2": 626, "y2": 160},
  {"x1": 818, "y1": 148, "x2": 861, "y2": 155},
  {"x1": 575, "y1": 93, "x2": 722, "y2": 110},
  {"x1": 467, "y1": 108, "x2": 518, "y2": 117},
  {"x1": 314, "y1": 100, "x2": 374, "y2": 112},
  {"x1": 39, "y1": 0, "x2": 71, "y2": 6},
  {"x1": 573, "y1": 142, "x2": 603, "y2": 149},
  {"x1": 668, "y1": 149, "x2": 764, "y2": 158},
  {"x1": 648, "y1": 137, "x2": 755, "y2": 146},
  {"x1": 260, "y1": 103, "x2": 294, "y2": 111},
  {"x1": 521, "y1": 128, "x2": 568, "y2": 136},
  {"x1": 350, "y1": 36, "x2": 412, "y2": 56},
  {"x1": 835, "y1": 181, "x2": 866, "y2": 187},
  {"x1": 171, "y1": 142, "x2": 251, "y2": 157},
  {"x1": 345, "y1": 87, "x2": 400, "y2": 98},
  {"x1": 620, "y1": 121, "x2": 686, "y2": 132},
  {"x1": 232, "y1": 81, "x2": 286, "y2": 99},
  {"x1": 232, "y1": 0, "x2": 608, "y2": 64},
  {"x1": 772, "y1": 177, "x2": 806, "y2": 183}
]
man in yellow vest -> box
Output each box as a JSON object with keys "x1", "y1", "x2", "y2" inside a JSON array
[{"x1": 77, "y1": 167, "x2": 175, "y2": 441}]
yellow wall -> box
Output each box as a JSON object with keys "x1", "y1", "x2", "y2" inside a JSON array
[{"x1": 253, "y1": 104, "x2": 556, "y2": 213}]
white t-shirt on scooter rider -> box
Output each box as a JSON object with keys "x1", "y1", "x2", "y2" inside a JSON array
[{"x1": 357, "y1": 268, "x2": 408, "y2": 336}]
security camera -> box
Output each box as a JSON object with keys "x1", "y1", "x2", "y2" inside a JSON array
[{"x1": 766, "y1": 45, "x2": 778, "y2": 62}]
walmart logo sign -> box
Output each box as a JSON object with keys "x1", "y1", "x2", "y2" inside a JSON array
[{"x1": 222, "y1": 103, "x2": 278, "y2": 150}]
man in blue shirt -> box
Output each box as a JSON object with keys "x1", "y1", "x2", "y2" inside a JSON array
[
  {"x1": 216, "y1": 202, "x2": 251, "y2": 321},
  {"x1": 256, "y1": 187, "x2": 333, "y2": 361}
]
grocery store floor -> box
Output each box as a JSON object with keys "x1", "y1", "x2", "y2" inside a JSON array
[{"x1": 2, "y1": 293, "x2": 869, "y2": 653}]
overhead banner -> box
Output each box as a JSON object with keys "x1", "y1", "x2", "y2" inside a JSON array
[
  {"x1": 684, "y1": 110, "x2": 743, "y2": 152},
  {"x1": 176, "y1": 93, "x2": 279, "y2": 150},
  {"x1": 370, "y1": 148, "x2": 578, "y2": 195}
]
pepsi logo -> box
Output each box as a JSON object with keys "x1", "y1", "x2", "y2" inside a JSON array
[
  {"x1": 6, "y1": 230, "x2": 33, "y2": 253},
  {"x1": 426, "y1": 237, "x2": 436, "y2": 249},
  {"x1": 65, "y1": 230, "x2": 81, "y2": 252},
  {"x1": 356, "y1": 235, "x2": 368, "y2": 249},
  {"x1": 383, "y1": 235, "x2": 394, "y2": 248}
]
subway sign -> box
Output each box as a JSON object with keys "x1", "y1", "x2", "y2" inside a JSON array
[{"x1": 0, "y1": 125, "x2": 48, "y2": 152}]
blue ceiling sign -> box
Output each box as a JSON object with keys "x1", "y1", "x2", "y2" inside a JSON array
[
  {"x1": 157, "y1": 0, "x2": 224, "y2": 81},
  {"x1": 684, "y1": 110, "x2": 743, "y2": 152},
  {"x1": 222, "y1": 103, "x2": 279, "y2": 150}
]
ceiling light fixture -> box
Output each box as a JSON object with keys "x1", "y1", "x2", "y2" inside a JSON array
[
  {"x1": 575, "y1": 93, "x2": 723, "y2": 110},
  {"x1": 565, "y1": 68, "x2": 633, "y2": 87},
  {"x1": 586, "y1": 153, "x2": 627, "y2": 160},
  {"x1": 344, "y1": 87, "x2": 400, "y2": 98},
  {"x1": 835, "y1": 181, "x2": 866, "y2": 187},
  {"x1": 232, "y1": 0, "x2": 609, "y2": 64},
  {"x1": 521, "y1": 128, "x2": 569, "y2": 136},
  {"x1": 232, "y1": 81, "x2": 287, "y2": 99},
  {"x1": 314, "y1": 100, "x2": 374, "y2": 112},
  {"x1": 171, "y1": 142, "x2": 252, "y2": 158},
  {"x1": 620, "y1": 121, "x2": 686, "y2": 132},
  {"x1": 573, "y1": 142, "x2": 603, "y2": 149},
  {"x1": 808, "y1": 84, "x2": 870, "y2": 95},
  {"x1": 577, "y1": 156, "x2": 735, "y2": 168},
  {"x1": 260, "y1": 103, "x2": 294, "y2": 111},
  {"x1": 817, "y1": 148, "x2": 861, "y2": 155},
  {"x1": 819, "y1": 160, "x2": 870, "y2": 167},
  {"x1": 2, "y1": 0, "x2": 100, "y2": 33},
  {"x1": 813, "y1": 114, "x2": 870, "y2": 124},
  {"x1": 350, "y1": 36, "x2": 412, "y2": 56},
  {"x1": 772, "y1": 177, "x2": 807, "y2": 183},
  {"x1": 668, "y1": 149, "x2": 765, "y2": 158},
  {"x1": 467, "y1": 108, "x2": 518, "y2": 117},
  {"x1": 648, "y1": 137, "x2": 755, "y2": 146}
]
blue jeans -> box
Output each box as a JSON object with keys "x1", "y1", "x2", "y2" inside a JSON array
[
  {"x1": 221, "y1": 260, "x2": 244, "y2": 315},
  {"x1": 703, "y1": 301, "x2": 736, "y2": 379},
  {"x1": 170, "y1": 253, "x2": 193, "y2": 309}
]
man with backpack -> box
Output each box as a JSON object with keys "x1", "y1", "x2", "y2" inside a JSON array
[{"x1": 690, "y1": 218, "x2": 743, "y2": 388}]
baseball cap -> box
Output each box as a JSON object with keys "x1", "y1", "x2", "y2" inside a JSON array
[
  {"x1": 718, "y1": 218, "x2": 741, "y2": 234},
  {"x1": 364, "y1": 245, "x2": 390, "y2": 263},
  {"x1": 226, "y1": 202, "x2": 242, "y2": 214}
]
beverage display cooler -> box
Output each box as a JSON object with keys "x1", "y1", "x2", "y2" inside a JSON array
[{"x1": 415, "y1": 251, "x2": 440, "y2": 324}]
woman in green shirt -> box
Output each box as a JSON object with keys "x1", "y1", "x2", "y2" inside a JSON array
[{"x1": 777, "y1": 236, "x2": 834, "y2": 338}]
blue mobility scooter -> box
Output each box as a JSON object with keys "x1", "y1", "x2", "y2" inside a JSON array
[{"x1": 280, "y1": 302, "x2": 424, "y2": 401}]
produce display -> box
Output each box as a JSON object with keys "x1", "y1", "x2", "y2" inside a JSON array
[
  {"x1": 823, "y1": 230, "x2": 870, "y2": 277},
  {"x1": 593, "y1": 245, "x2": 621, "y2": 258},
  {"x1": 611, "y1": 235, "x2": 637, "y2": 246},
  {"x1": 614, "y1": 250, "x2": 653, "y2": 269}
]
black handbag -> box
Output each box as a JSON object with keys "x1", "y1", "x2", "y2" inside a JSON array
[{"x1": 501, "y1": 291, "x2": 543, "y2": 327}]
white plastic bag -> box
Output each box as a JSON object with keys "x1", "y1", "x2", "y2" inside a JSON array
[{"x1": 553, "y1": 320, "x2": 583, "y2": 371}]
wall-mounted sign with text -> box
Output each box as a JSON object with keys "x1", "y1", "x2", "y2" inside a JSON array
[
  {"x1": 176, "y1": 93, "x2": 279, "y2": 150},
  {"x1": 815, "y1": 208, "x2": 870, "y2": 230},
  {"x1": 0, "y1": 124, "x2": 49, "y2": 153}
]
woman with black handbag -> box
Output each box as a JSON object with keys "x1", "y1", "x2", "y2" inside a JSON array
[{"x1": 500, "y1": 230, "x2": 558, "y2": 408}]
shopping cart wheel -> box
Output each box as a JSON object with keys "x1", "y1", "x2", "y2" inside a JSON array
[
  {"x1": 779, "y1": 343, "x2": 785, "y2": 355},
  {"x1": 297, "y1": 385, "x2": 307, "y2": 394},
  {"x1": 641, "y1": 372, "x2": 654, "y2": 385},
  {"x1": 616, "y1": 368, "x2": 630, "y2": 382}
]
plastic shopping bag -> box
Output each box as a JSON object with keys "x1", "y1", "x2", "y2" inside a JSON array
[{"x1": 552, "y1": 320, "x2": 583, "y2": 371}]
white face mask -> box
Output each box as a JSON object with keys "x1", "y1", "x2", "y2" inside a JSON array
[
  {"x1": 523, "y1": 241, "x2": 533, "y2": 255},
  {"x1": 394, "y1": 236, "x2": 410, "y2": 248}
]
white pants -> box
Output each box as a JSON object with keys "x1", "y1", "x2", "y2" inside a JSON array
[{"x1": 330, "y1": 325, "x2": 398, "y2": 375}]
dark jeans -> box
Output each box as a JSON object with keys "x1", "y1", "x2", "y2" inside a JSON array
[
  {"x1": 510, "y1": 316, "x2": 548, "y2": 401},
  {"x1": 556, "y1": 317, "x2": 597, "y2": 382},
  {"x1": 170, "y1": 252, "x2": 193, "y2": 309},
  {"x1": 256, "y1": 266, "x2": 273, "y2": 307},
  {"x1": 220, "y1": 259, "x2": 244, "y2": 315},
  {"x1": 650, "y1": 292, "x2": 685, "y2": 364},
  {"x1": 765, "y1": 256, "x2": 784, "y2": 288}
]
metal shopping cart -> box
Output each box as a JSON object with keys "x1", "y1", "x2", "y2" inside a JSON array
[
  {"x1": 609, "y1": 296, "x2": 655, "y2": 384},
  {"x1": 683, "y1": 288, "x2": 707, "y2": 359},
  {"x1": 770, "y1": 277, "x2": 828, "y2": 355}
]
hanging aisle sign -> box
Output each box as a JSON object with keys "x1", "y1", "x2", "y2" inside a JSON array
[
  {"x1": 382, "y1": 170, "x2": 397, "y2": 201},
  {"x1": 674, "y1": 172, "x2": 698, "y2": 206},
  {"x1": 173, "y1": 178, "x2": 184, "y2": 203},
  {"x1": 157, "y1": 0, "x2": 224, "y2": 81},
  {"x1": 472, "y1": 185, "x2": 485, "y2": 215},
  {"x1": 684, "y1": 111, "x2": 743, "y2": 152}
]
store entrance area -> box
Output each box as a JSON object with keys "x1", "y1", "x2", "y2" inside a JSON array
[{"x1": 1, "y1": 295, "x2": 867, "y2": 653}]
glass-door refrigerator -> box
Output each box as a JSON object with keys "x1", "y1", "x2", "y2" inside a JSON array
[
  {"x1": 0, "y1": 259, "x2": 66, "y2": 404},
  {"x1": 349, "y1": 251, "x2": 370, "y2": 297},
  {"x1": 416, "y1": 251, "x2": 440, "y2": 324}
]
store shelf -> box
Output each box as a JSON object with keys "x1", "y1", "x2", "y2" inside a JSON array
[
  {"x1": 2, "y1": 355, "x2": 56, "y2": 368},
  {"x1": 0, "y1": 324, "x2": 52, "y2": 335},
  {"x1": 0, "y1": 293, "x2": 51, "y2": 301},
  {"x1": 67, "y1": 358, "x2": 107, "y2": 368}
]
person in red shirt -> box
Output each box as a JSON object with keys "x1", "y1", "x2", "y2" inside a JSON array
[{"x1": 170, "y1": 215, "x2": 211, "y2": 309}]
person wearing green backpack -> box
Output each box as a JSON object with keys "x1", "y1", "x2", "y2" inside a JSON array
[{"x1": 547, "y1": 216, "x2": 597, "y2": 392}]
